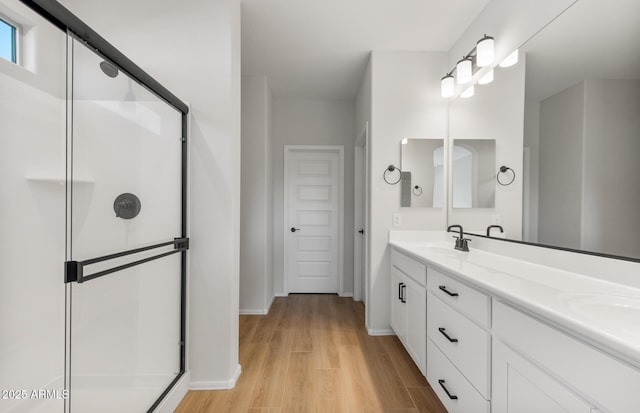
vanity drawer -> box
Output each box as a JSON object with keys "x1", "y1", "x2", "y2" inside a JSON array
[
  {"x1": 391, "y1": 248, "x2": 426, "y2": 286},
  {"x1": 428, "y1": 291, "x2": 491, "y2": 399},
  {"x1": 427, "y1": 338, "x2": 490, "y2": 413},
  {"x1": 427, "y1": 267, "x2": 490, "y2": 328}
]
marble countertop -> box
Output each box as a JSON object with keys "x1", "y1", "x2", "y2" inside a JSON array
[{"x1": 389, "y1": 238, "x2": 640, "y2": 367}]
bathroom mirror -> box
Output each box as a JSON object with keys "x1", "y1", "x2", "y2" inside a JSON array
[
  {"x1": 452, "y1": 139, "x2": 495, "y2": 208},
  {"x1": 488, "y1": 0, "x2": 640, "y2": 260},
  {"x1": 400, "y1": 138, "x2": 444, "y2": 208}
]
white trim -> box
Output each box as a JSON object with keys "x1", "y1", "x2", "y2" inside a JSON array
[
  {"x1": 367, "y1": 328, "x2": 395, "y2": 336},
  {"x1": 283, "y1": 145, "x2": 345, "y2": 295},
  {"x1": 189, "y1": 364, "x2": 241, "y2": 390},
  {"x1": 153, "y1": 371, "x2": 190, "y2": 413},
  {"x1": 338, "y1": 292, "x2": 353, "y2": 298}
]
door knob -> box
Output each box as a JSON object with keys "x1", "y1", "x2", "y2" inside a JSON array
[{"x1": 290, "y1": 227, "x2": 301, "y2": 232}]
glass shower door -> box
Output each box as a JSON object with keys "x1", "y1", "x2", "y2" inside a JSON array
[{"x1": 65, "y1": 37, "x2": 184, "y2": 412}]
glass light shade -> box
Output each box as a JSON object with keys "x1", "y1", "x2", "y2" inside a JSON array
[
  {"x1": 478, "y1": 69, "x2": 494, "y2": 85},
  {"x1": 441, "y1": 74, "x2": 454, "y2": 98},
  {"x1": 456, "y1": 58, "x2": 472, "y2": 84},
  {"x1": 461, "y1": 85, "x2": 475, "y2": 98},
  {"x1": 476, "y1": 36, "x2": 494, "y2": 67},
  {"x1": 499, "y1": 49, "x2": 519, "y2": 68}
]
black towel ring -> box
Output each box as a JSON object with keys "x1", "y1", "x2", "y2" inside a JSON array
[
  {"x1": 383, "y1": 165, "x2": 402, "y2": 185},
  {"x1": 496, "y1": 165, "x2": 515, "y2": 186},
  {"x1": 412, "y1": 185, "x2": 423, "y2": 196}
]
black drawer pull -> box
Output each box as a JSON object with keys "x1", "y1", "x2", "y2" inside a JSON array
[
  {"x1": 438, "y1": 327, "x2": 459, "y2": 343},
  {"x1": 398, "y1": 282, "x2": 403, "y2": 300},
  {"x1": 438, "y1": 379, "x2": 458, "y2": 400},
  {"x1": 439, "y1": 285, "x2": 459, "y2": 297},
  {"x1": 401, "y1": 284, "x2": 406, "y2": 303}
]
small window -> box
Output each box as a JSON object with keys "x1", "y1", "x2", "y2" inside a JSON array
[{"x1": 0, "y1": 16, "x2": 17, "y2": 63}]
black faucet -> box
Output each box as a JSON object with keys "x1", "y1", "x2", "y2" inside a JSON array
[
  {"x1": 447, "y1": 224, "x2": 470, "y2": 252},
  {"x1": 486, "y1": 225, "x2": 504, "y2": 237}
]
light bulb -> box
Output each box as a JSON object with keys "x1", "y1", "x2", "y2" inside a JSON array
[
  {"x1": 478, "y1": 69, "x2": 494, "y2": 85},
  {"x1": 441, "y1": 74, "x2": 454, "y2": 98},
  {"x1": 476, "y1": 35, "x2": 494, "y2": 67},
  {"x1": 461, "y1": 85, "x2": 475, "y2": 98},
  {"x1": 499, "y1": 49, "x2": 519, "y2": 68},
  {"x1": 456, "y1": 57, "x2": 472, "y2": 84}
]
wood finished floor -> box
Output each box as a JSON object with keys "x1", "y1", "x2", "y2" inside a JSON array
[{"x1": 175, "y1": 294, "x2": 447, "y2": 413}]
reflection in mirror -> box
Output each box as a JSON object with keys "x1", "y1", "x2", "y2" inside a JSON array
[
  {"x1": 452, "y1": 139, "x2": 495, "y2": 208},
  {"x1": 521, "y1": 0, "x2": 640, "y2": 259},
  {"x1": 400, "y1": 138, "x2": 444, "y2": 208}
]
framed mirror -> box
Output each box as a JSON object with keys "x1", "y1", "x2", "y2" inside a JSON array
[
  {"x1": 452, "y1": 139, "x2": 496, "y2": 208},
  {"x1": 490, "y1": 0, "x2": 640, "y2": 260},
  {"x1": 400, "y1": 138, "x2": 444, "y2": 208}
]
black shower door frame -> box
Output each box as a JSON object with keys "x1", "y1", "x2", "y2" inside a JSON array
[{"x1": 19, "y1": 1, "x2": 189, "y2": 411}]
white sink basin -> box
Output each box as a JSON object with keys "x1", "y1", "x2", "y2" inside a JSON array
[{"x1": 559, "y1": 293, "x2": 640, "y2": 334}]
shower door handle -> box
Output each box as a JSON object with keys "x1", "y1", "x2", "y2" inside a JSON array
[{"x1": 64, "y1": 237, "x2": 189, "y2": 284}]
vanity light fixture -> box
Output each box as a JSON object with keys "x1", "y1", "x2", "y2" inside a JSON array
[
  {"x1": 441, "y1": 73, "x2": 455, "y2": 98},
  {"x1": 499, "y1": 49, "x2": 519, "y2": 68},
  {"x1": 440, "y1": 34, "x2": 495, "y2": 98},
  {"x1": 478, "y1": 69, "x2": 494, "y2": 85},
  {"x1": 476, "y1": 35, "x2": 494, "y2": 67},
  {"x1": 456, "y1": 57, "x2": 473, "y2": 84},
  {"x1": 461, "y1": 85, "x2": 475, "y2": 98}
]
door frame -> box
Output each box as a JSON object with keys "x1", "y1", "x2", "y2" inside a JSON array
[
  {"x1": 354, "y1": 123, "x2": 369, "y2": 303},
  {"x1": 283, "y1": 145, "x2": 345, "y2": 295}
]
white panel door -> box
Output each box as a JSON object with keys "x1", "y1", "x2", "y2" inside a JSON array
[{"x1": 287, "y1": 149, "x2": 340, "y2": 293}]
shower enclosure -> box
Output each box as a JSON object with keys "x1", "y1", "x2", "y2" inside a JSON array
[{"x1": 1, "y1": 1, "x2": 188, "y2": 412}]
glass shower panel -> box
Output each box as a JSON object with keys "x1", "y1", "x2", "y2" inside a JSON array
[
  {"x1": 68, "y1": 38, "x2": 182, "y2": 412},
  {"x1": 0, "y1": 1, "x2": 67, "y2": 412}
]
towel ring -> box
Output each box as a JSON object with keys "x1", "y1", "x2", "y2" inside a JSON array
[
  {"x1": 412, "y1": 185, "x2": 423, "y2": 196},
  {"x1": 496, "y1": 165, "x2": 515, "y2": 186},
  {"x1": 383, "y1": 164, "x2": 402, "y2": 185}
]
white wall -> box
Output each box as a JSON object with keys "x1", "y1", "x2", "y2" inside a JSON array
[
  {"x1": 523, "y1": 100, "x2": 540, "y2": 242},
  {"x1": 273, "y1": 98, "x2": 355, "y2": 296},
  {"x1": 367, "y1": 51, "x2": 448, "y2": 333},
  {"x1": 582, "y1": 79, "x2": 640, "y2": 258},
  {"x1": 240, "y1": 75, "x2": 274, "y2": 313},
  {"x1": 538, "y1": 82, "x2": 584, "y2": 249},
  {"x1": 60, "y1": 0, "x2": 242, "y2": 388},
  {"x1": 448, "y1": 55, "x2": 526, "y2": 237}
]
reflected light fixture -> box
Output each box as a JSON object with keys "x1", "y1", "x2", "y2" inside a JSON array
[
  {"x1": 401, "y1": 138, "x2": 408, "y2": 145},
  {"x1": 456, "y1": 57, "x2": 473, "y2": 84},
  {"x1": 499, "y1": 49, "x2": 519, "y2": 68},
  {"x1": 478, "y1": 69, "x2": 494, "y2": 85},
  {"x1": 461, "y1": 85, "x2": 475, "y2": 98},
  {"x1": 441, "y1": 73, "x2": 454, "y2": 98},
  {"x1": 476, "y1": 35, "x2": 494, "y2": 67}
]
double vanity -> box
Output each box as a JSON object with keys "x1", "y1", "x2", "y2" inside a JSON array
[{"x1": 389, "y1": 231, "x2": 640, "y2": 413}]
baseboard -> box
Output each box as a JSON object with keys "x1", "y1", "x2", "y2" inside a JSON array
[
  {"x1": 367, "y1": 327, "x2": 395, "y2": 336},
  {"x1": 154, "y1": 371, "x2": 190, "y2": 413},
  {"x1": 239, "y1": 308, "x2": 268, "y2": 315},
  {"x1": 189, "y1": 364, "x2": 241, "y2": 390},
  {"x1": 338, "y1": 292, "x2": 353, "y2": 297},
  {"x1": 266, "y1": 294, "x2": 275, "y2": 312}
]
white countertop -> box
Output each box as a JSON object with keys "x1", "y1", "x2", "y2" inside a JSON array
[{"x1": 389, "y1": 238, "x2": 640, "y2": 367}]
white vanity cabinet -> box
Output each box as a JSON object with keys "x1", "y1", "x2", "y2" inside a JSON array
[
  {"x1": 426, "y1": 267, "x2": 491, "y2": 413},
  {"x1": 493, "y1": 301, "x2": 640, "y2": 413},
  {"x1": 390, "y1": 248, "x2": 427, "y2": 375}
]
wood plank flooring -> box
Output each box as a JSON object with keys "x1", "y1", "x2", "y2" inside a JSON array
[{"x1": 175, "y1": 294, "x2": 447, "y2": 413}]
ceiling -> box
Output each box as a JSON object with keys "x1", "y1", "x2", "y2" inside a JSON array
[{"x1": 241, "y1": 0, "x2": 491, "y2": 100}]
